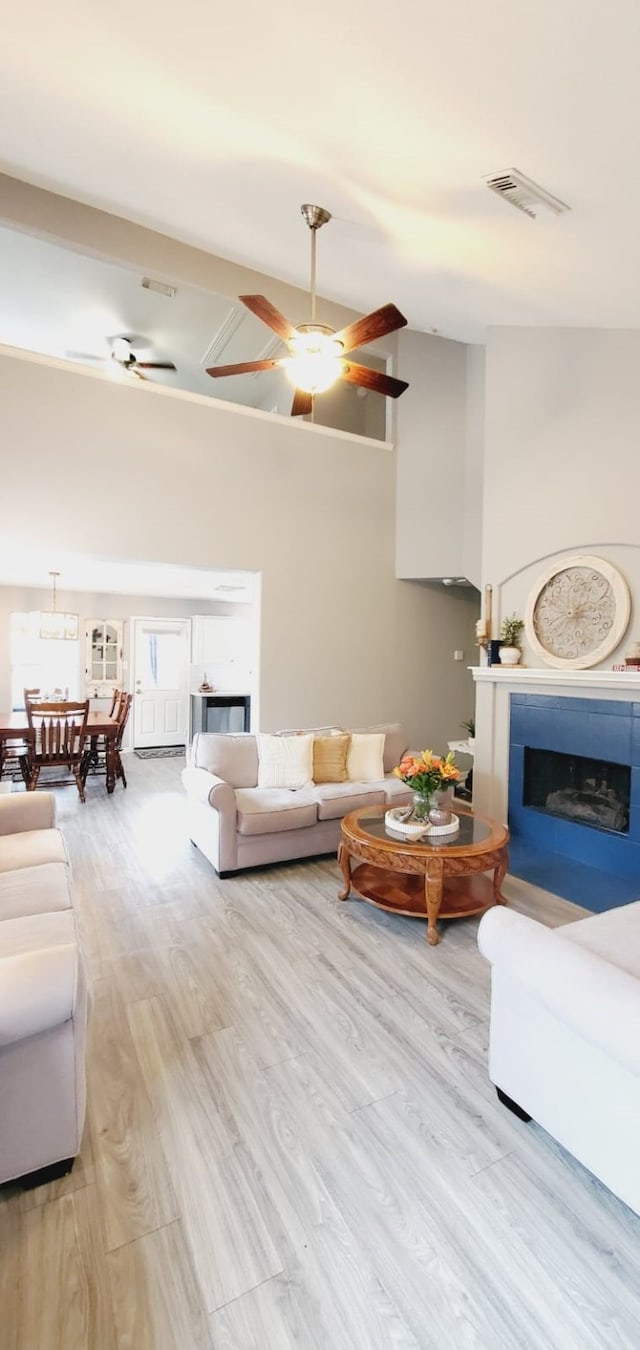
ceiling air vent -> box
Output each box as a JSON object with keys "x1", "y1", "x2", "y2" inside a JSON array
[
  {"x1": 484, "y1": 168, "x2": 570, "y2": 219},
  {"x1": 141, "y1": 276, "x2": 176, "y2": 297}
]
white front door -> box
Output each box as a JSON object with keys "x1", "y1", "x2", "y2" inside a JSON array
[{"x1": 132, "y1": 618, "x2": 190, "y2": 748}]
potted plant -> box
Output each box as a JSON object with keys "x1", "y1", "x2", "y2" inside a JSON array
[
  {"x1": 499, "y1": 613, "x2": 524, "y2": 666},
  {"x1": 460, "y1": 717, "x2": 475, "y2": 748}
]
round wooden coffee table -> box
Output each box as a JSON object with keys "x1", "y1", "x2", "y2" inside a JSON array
[{"x1": 338, "y1": 804, "x2": 510, "y2": 946}]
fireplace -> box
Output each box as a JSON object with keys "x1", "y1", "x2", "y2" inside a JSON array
[
  {"x1": 506, "y1": 691, "x2": 640, "y2": 881},
  {"x1": 523, "y1": 747, "x2": 630, "y2": 835},
  {"x1": 471, "y1": 667, "x2": 640, "y2": 907}
]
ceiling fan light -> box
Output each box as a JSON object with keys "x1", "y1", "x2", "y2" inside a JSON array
[
  {"x1": 111, "y1": 337, "x2": 132, "y2": 362},
  {"x1": 289, "y1": 329, "x2": 337, "y2": 357},
  {"x1": 284, "y1": 355, "x2": 344, "y2": 394},
  {"x1": 284, "y1": 328, "x2": 344, "y2": 392}
]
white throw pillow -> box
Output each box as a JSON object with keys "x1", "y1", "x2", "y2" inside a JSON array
[
  {"x1": 346, "y1": 732, "x2": 385, "y2": 783},
  {"x1": 257, "y1": 733, "x2": 314, "y2": 790}
]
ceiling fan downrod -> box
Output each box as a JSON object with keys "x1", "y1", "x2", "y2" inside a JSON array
[{"x1": 300, "y1": 204, "x2": 331, "y2": 324}]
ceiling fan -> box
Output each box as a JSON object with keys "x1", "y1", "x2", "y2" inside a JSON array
[
  {"x1": 67, "y1": 336, "x2": 176, "y2": 379},
  {"x1": 206, "y1": 204, "x2": 410, "y2": 416}
]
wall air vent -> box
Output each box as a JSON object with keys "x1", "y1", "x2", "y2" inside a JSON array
[
  {"x1": 141, "y1": 276, "x2": 177, "y2": 297},
  {"x1": 484, "y1": 168, "x2": 570, "y2": 219}
]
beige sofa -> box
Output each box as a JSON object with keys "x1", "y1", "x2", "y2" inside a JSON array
[
  {"x1": 182, "y1": 722, "x2": 413, "y2": 875},
  {"x1": 0, "y1": 792, "x2": 89, "y2": 1187}
]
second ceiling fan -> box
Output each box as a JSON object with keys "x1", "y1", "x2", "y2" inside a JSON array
[{"x1": 206, "y1": 205, "x2": 409, "y2": 416}]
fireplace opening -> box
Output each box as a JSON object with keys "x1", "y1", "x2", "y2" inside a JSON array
[{"x1": 523, "y1": 747, "x2": 630, "y2": 835}]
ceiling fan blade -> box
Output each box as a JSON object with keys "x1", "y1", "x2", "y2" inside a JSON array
[
  {"x1": 206, "y1": 359, "x2": 281, "y2": 378},
  {"x1": 341, "y1": 362, "x2": 409, "y2": 399},
  {"x1": 239, "y1": 295, "x2": 296, "y2": 341},
  {"x1": 332, "y1": 304, "x2": 408, "y2": 355},
  {"x1": 290, "y1": 389, "x2": 313, "y2": 417},
  {"x1": 133, "y1": 362, "x2": 177, "y2": 370}
]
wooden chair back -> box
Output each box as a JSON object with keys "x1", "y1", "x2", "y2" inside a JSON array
[
  {"x1": 108, "y1": 689, "x2": 121, "y2": 717},
  {"x1": 26, "y1": 700, "x2": 90, "y2": 766},
  {"x1": 116, "y1": 692, "x2": 133, "y2": 749}
]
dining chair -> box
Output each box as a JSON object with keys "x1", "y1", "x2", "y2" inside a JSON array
[
  {"x1": 114, "y1": 692, "x2": 133, "y2": 788},
  {"x1": 1, "y1": 690, "x2": 43, "y2": 782},
  {"x1": 85, "y1": 689, "x2": 120, "y2": 773},
  {"x1": 82, "y1": 691, "x2": 132, "y2": 789},
  {"x1": 25, "y1": 700, "x2": 90, "y2": 802},
  {"x1": 108, "y1": 689, "x2": 122, "y2": 718}
]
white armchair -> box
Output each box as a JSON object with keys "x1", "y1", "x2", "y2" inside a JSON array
[{"x1": 478, "y1": 903, "x2": 640, "y2": 1217}]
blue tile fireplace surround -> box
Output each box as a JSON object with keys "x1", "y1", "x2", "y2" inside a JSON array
[{"x1": 508, "y1": 693, "x2": 640, "y2": 910}]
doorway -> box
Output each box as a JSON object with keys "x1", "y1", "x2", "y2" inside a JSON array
[{"x1": 132, "y1": 617, "x2": 190, "y2": 748}]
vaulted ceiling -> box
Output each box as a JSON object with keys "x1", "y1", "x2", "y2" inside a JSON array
[{"x1": 2, "y1": 1, "x2": 640, "y2": 340}]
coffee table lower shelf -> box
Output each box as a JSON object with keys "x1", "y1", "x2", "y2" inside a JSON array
[{"x1": 348, "y1": 863, "x2": 498, "y2": 922}]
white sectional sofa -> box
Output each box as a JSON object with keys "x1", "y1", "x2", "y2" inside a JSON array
[
  {"x1": 478, "y1": 902, "x2": 640, "y2": 1217},
  {"x1": 0, "y1": 792, "x2": 89, "y2": 1187},
  {"x1": 182, "y1": 722, "x2": 413, "y2": 875}
]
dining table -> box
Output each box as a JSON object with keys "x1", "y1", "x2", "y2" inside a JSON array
[{"x1": 0, "y1": 710, "x2": 120, "y2": 793}]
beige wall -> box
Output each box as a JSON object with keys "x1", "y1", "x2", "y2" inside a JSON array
[
  {"x1": 463, "y1": 345, "x2": 485, "y2": 589},
  {"x1": 0, "y1": 347, "x2": 477, "y2": 748},
  {"x1": 395, "y1": 329, "x2": 472, "y2": 582},
  {"x1": 482, "y1": 327, "x2": 640, "y2": 664}
]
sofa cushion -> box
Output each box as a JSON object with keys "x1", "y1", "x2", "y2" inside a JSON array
[
  {"x1": 235, "y1": 788, "x2": 318, "y2": 836},
  {"x1": 346, "y1": 733, "x2": 385, "y2": 783},
  {"x1": 257, "y1": 734, "x2": 314, "y2": 790},
  {"x1": 0, "y1": 862, "x2": 73, "y2": 922},
  {"x1": 0, "y1": 829, "x2": 69, "y2": 874},
  {"x1": 314, "y1": 782, "x2": 386, "y2": 820},
  {"x1": 0, "y1": 908, "x2": 76, "y2": 958},
  {"x1": 313, "y1": 733, "x2": 351, "y2": 784},
  {"x1": 192, "y1": 732, "x2": 258, "y2": 788},
  {"x1": 351, "y1": 722, "x2": 409, "y2": 774},
  {"x1": 383, "y1": 777, "x2": 414, "y2": 805}
]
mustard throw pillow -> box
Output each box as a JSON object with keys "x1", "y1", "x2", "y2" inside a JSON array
[{"x1": 312, "y1": 733, "x2": 351, "y2": 783}]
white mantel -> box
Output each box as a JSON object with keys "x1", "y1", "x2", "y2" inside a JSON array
[
  {"x1": 473, "y1": 667, "x2": 640, "y2": 692},
  {"x1": 470, "y1": 666, "x2": 640, "y2": 823}
]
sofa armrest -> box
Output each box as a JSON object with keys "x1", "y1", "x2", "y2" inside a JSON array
[
  {"x1": 0, "y1": 944, "x2": 78, "y2": 1047},
  {"x1": 478, "y1": 907, "x2": 640, "y2": 1077},
  {"x1": 0, "y1": 792, "x2": 56, "y2": 835},
  {"x1": 181, "y1": 766, "x2": 238, "y2": 874},
  {"x1": 182, "y1": 766, "x2": 236, "y2": 813}
]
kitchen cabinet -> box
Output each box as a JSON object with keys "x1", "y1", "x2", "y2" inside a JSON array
[
  {"x1": 191, "y1": 616, "x2": 253, "y2": 687},
  {"x1": 85, "y1": 620, "x2": 123, "y2": 697}
]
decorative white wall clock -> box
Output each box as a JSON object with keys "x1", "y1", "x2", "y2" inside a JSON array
[{"x1": 524, "y1": 555, "x2": 630, "y2": 670}]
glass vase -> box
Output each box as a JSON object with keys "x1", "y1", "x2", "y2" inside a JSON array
[{"x1": 411, "y1": 791, "x2": 434, "y2": 823}]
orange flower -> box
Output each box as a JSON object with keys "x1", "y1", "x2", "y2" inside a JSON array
[{"x1": 393, "y1": 747, "x2": 460, "y2": 792}]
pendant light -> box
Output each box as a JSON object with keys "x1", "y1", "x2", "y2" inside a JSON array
[{"x1": 39, "y1": 571, "x2": 79, "y2": 641}]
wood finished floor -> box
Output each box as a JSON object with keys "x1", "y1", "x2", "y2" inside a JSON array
[{"x1": 2, "y1": 756, "x2": 640, "y2": 1349}]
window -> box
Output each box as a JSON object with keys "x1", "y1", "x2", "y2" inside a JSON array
[
  {"x1": 140, "y1": 625, "x2": 184, "y2": 689},
  {"x1": 10, "y1": 612, "x2": 80, "y2": 708}
]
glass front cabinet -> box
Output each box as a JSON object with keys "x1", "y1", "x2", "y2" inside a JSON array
[{"x1": 85, "y1": 620, "x2": 123, "y2": 697}]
